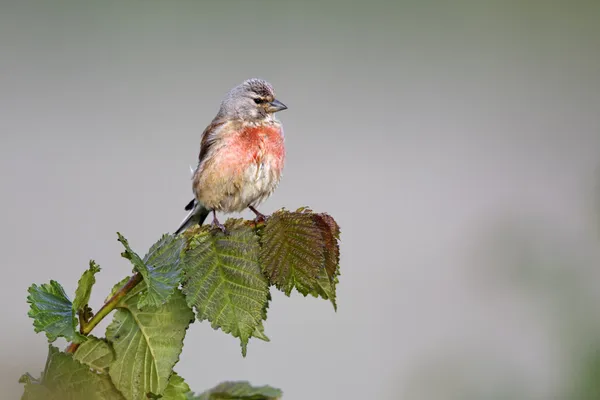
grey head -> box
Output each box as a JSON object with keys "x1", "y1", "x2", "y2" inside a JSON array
[{"x1": 216, "y1": 78, "x2": 287, "y2": 121}]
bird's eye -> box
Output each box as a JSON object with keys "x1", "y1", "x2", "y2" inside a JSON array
[{"x1": 254, "y1": 98, "x2": 265, "y2": 104}]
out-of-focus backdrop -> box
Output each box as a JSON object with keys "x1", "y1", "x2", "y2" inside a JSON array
[{"x1": 1, "y1": 1, "x2": 599, "y2": 399}]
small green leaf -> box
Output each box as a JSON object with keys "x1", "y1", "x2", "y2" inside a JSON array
[
  {"x1": 73, "y1": 336, "x2": 114, "y2": 373},
  {"x1": 188, "y1": 381, "x2": 282, "y2": 400},
  {"x1": 182, "y1": 220, "x2": 269, "y2": 357},
  {"x1": 117, "y1": 233, "x2": 185, "y2": 309},
  {"x1": 20, "y1": 345, "x2": 124, "y2": 400},
  {"x1": 27, "y1": 281, "x2": 86, "y2": 343},
  {"x1": 160, "y1": 373, "x2": 191, "y2": 400},
  {"x1": 73, "y1": 260, "x2": 101, "y2": 313},
  {"x1": 106, "y1": 283, "x2": 193, "y2": 400}
]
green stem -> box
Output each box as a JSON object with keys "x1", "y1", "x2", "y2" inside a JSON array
[
  {"x1": 66, "y1": 273, "x2": 143, "y2": 353},
  {"x1": 77, "y1": 309, "x2": 87, "y2": 334}
]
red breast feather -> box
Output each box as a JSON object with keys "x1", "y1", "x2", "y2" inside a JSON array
[{"x1": 196, "y1": 122, "x2": 285, "y2": 212}]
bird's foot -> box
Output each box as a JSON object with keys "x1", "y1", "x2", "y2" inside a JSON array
[
  {"x1": 249, "y1": 205, "x2": 268, "y2": 224},
  {"x1": 210, "y1": 212, "x2": 228, "y2": 234},
  {"x1": 253, "y1": 214, "x2": 267, "y2": 224},
  {"x1": 211, "y1": 219, "x2": 227, "y2": 234}
]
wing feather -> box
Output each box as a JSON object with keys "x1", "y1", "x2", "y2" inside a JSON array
[{"x1": 198, "y1": 119, "x2": 227, "y2": 165}]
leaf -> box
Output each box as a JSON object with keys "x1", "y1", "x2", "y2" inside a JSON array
[
  {"x1": 160, "y1": 373, "x2": 191, "y2": 400},
  {"x1": 73, "y1": 336, "x2": 114, "y2": 373},
  {"x1": 181, "y1": 220, "x2": 269, "y2": 356},
  {"x1": 73, "y1": 260, "x2": 101, "y2": 313},
  {"x1": 259, "y1": 208, "x2": 341, "y2": 308},
  {"x1": 250, "y1": 289, "x2": 271, "y2": 343},
  {"x1": 117, "y1": 233, "x2": 185, "y2": 309},
  {"x1": 27, "y1": 281, "x2": 86, "y2": 343},
  {"x1": 311, "y1": 269, "x2": 339, "y2": 311},
  {"x1": 188, "y1": 381, "x2": 282, "y2": 400},
  {"x1": 106, "y1": 283, "x2": 193, "y2": 400},
  {"x1": 251, "y1": 321, "x2": 270, "y2": 342},
  {"x1": 19, "y1": 373, "x2": 51, "y2": 399},
  {"x1": 20, "y1": 345, "x2": 124, "y2": 400},
  {"x1": 259, "y1": 209, "x2": 325, "y2": 296},
  {"x1": 313, "y1": 213, "x2": 341, "y2": 282},
  {"x1": 312, "y1": 213, "x2": 341, "y2": 310}
]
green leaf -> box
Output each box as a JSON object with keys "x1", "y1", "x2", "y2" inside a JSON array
[
  {"x1": 20, "y1": 345, "x2": 124, "y2": 400},
  {"x1": 73, "y1": 336, "x2": 114, "y2": 373},
  {"x1": 251, "y1": 321, "x2": 270, "y2": 342},
  {"x1": 259, "y1": 209, "x2": 325, "y2": 296},
  {"x1": 19, "y1": 373, "x2": 51, "y2": 399},
  {"x1": 188, "y1": 381, "x2": 282, "y2": 400},
  {"x1": 106, "y1": 283, "x2": 193, "y2": 400},
  {"x1": 117, "y1": 233, "x2": 185, "y2": 309},
  {"x1": 181, "y1": 220, "x2": 269, "y2": 357},
  {"x1": 259, "y1": 208, "x2": 341, "y2": 308},
  {"x1": 27, "y1": 281, "x2": 86, "y2": 343},
  {"x1": 160, "y1": 373, "x2": 191, "y2": 400},
  {"x1": 73, "y1": 260, "x2": 101, "y2": 312},
  {"x1": 310, "y1": 270, "x2": 339, "y2": 311},
  {"x1": 142, "y1": 234, "x2": 186, "y2": 301}
]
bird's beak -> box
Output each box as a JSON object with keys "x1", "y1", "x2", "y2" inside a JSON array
[{"x1": 266, "y1": 99, "x2": 288, "y2": 113}]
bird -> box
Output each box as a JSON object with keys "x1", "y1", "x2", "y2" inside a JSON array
[{"x1": 174, "y1": 78, "x2": 288, "y2": 235}]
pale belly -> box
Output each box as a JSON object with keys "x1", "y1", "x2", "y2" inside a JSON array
[
  {"x1": 217, "y1": 156, "x2": 282, "y2": 212},
  {"x1": 195, "y1": 145, "x2": 284, "y2": 213}
]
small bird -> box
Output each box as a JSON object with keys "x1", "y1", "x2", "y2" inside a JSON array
[{"x1": 174, "y1": 78, "x2": 288, "y2": 234}]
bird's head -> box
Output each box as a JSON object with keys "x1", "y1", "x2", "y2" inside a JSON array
[{"x1": 217, "y1": 78, "x2": 287, "y2": 121}]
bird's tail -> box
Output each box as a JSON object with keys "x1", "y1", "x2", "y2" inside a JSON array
[{"x1": 174, "y1": 200, "x2": 210, "y2": 235}]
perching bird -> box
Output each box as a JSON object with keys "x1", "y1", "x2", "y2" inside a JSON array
[{"x1": 174, "y1": 78, "x2": 288, "y2": 235}]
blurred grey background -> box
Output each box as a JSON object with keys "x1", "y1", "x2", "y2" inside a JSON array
[{"x1": 1, "y1": 0, "x2": 600, "y2": 399}]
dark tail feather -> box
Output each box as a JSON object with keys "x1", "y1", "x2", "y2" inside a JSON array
[
  {"x1": 174, "y1": 201, "x2": 210, "y2": 235},
  {"x1": 184, "y1": 199, "x2": 195, "y2": 211}
]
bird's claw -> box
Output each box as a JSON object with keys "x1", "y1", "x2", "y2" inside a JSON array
[
  {"x1": 249, "y1": 205, "x2": 268, "y2": 225},
  {"x1": 211, "y1": 219, "x2": 228, "y2": 235},
  {"x1": 209, "y1": 210, "x2": 228, "y2": 235},
  {"x1": 254, "y1": 214, "x2": 268, "y2": 225}
]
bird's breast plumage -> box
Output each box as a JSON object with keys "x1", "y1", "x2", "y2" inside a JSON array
[
  {"x1": 235, "y1": 123, "x2": 285, "y2": 172},
  {"x1": 194, "y1": 121, "x2": 285, "y2": 212}
]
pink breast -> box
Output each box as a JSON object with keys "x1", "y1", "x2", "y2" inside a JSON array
[{"x1": 228, "y1": 125, "x2": 285, "y2": 172}]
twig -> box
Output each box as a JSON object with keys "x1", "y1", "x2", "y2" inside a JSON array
[{"x1": 66, "y1": 273, "x2": 143, "y2": 353}]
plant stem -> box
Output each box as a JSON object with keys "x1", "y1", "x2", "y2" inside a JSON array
[
  {"x1": 66, "y1": 273, "x2": 143, "y2": 353},
  {"x1": 77, "y1": 309, "x2": 86, "y2": 334}
]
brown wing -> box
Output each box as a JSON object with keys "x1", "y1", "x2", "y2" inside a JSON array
[
  {"x1": 188, "y1": 119, "x2": 228, "y2": 209},
  {"x1": 198, "y1": 119, "x2": 227, "y2": 165}
]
